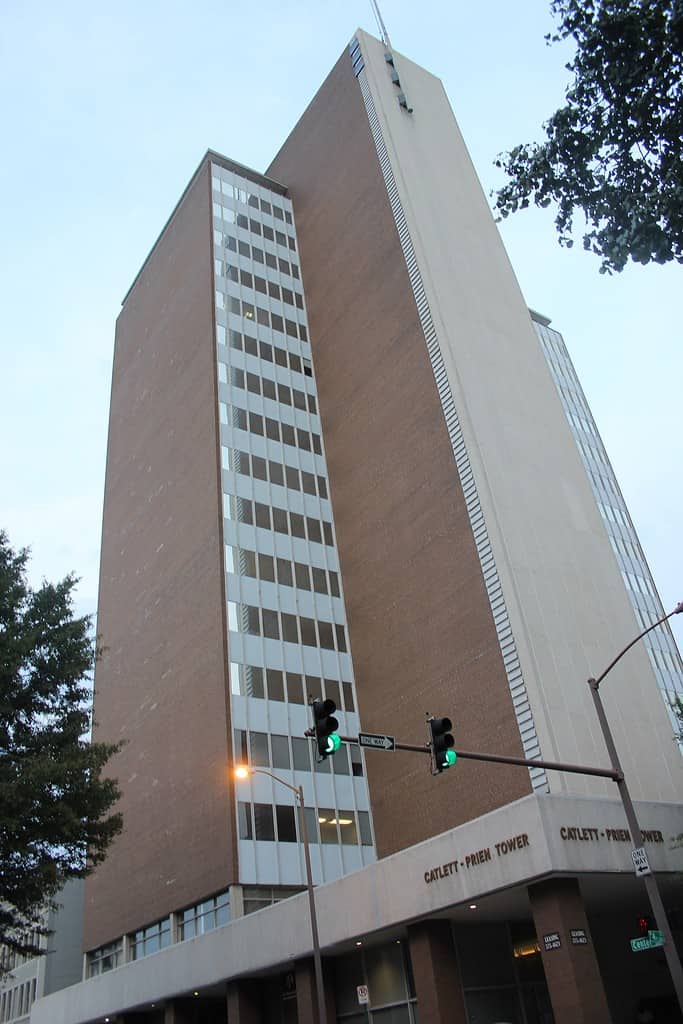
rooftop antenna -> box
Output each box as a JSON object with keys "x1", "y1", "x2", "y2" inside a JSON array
[{"x1": 369, "y1": 0, "x2": 392, "y2": 48}]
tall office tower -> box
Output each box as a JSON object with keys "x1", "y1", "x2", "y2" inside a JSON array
[
  {"x1": 85, "y1": 157, "x2": 375, "y2": 968},
  {"x1": 532, "y1": 312, "x2": 683, "y2": 726},
  {"x1": 84, "y1": 27, "x2": 681, "y2": 981}
]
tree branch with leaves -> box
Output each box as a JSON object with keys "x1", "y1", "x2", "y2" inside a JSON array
[
  {"x1": 493, "y1": 0, "x2": 683, "y2": 273},
  {"x1": 0, "y1": 531, "x2": 122, "y2": 964}
]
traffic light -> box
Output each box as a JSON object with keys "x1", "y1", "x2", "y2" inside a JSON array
[
  {"x1": 428, "y1": 716, "x2": 456, "y2": 774},
  {"x1": 311, "y1": 698, "x2": 340, "y2": 759},
  {"x1": 638, "y1": 915, "x2": 654, "y2": 937}
]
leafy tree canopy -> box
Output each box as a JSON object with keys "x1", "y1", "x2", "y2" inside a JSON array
[
  {"x1": 0, "y1": 531, "x2": 121, "y2": 963},
  {"x1": 493, "y1": 0, "x2": 683, "y2": 273}
]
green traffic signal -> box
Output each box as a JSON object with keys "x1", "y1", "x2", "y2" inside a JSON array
[
  {"x1": 429, "y1": 716, "x2": 456, "y2": 774},
  {"x1": 443, "y1": 749, "x2": 457, "y2": 767}
]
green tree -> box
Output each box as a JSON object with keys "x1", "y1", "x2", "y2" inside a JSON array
[
  {"x1": 493, "y1": 0, "x2": 683, "y2": 273},
  {"x1": 0, "y1": 531, "x2": 122, "y2": 962}
]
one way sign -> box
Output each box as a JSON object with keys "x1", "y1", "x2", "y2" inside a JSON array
[{"x1": 358, "y1": 732, "x2": 396, "y2": 751}]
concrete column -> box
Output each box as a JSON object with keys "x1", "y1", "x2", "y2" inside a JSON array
[
  {"x1": 407, "y1": 919, "x2": 467, "y2": 1024},
  {"x1": 226, "y1": 979, "x2": 262, "y2": 1024},
  {"x1": 528, "y1": 877, "x2": 611, "y2": 1024},
  {"x1": 294, "y1": 957, "x2": 335, "y2": 1024}
]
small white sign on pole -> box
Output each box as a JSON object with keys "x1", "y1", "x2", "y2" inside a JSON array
[
  {"x1": 357, "y1": 984, "x2": 369, "y2": 1005},
  {"x1": 631, "y1": 846, "x2": 652, "y2": 877}
]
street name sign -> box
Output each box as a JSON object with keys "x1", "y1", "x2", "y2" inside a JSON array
[
  {"x1": 358, "y1": 732, "x2": 395, "y2": 751},
  {"x1": 630, "y1": 932, "x2": 665, "y2": 953}
]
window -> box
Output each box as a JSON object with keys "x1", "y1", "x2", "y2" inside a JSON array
[
  {"x1": 271, "y1": 734, "x2": 291, "y2": 770},
  {"x1": 276, "y1": 805, "x2": 297, "y2": 842},
  {"x1": 239, "y1": 802, "x2": 253, "y2": 839},
  {"x1": 130, "y1": 917, "x2": 171, "y2": 959},
  {"x1": 254, "y1": 803, "x2": 275, "y2": 841},
  {"x1": 178, "y1": 893, "x2": 230, "y2": 941}
]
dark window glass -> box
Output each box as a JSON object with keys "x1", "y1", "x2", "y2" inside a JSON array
[
  {"x1": 323, "y1": 522, "x2": 334, "y2": 546},
  {"x1": 235, "y1": 496, "x2": 253, "y2": 524},
  {"x1": 246, "y1": 606, "x2": 260, "y2": 635},
  {"x1": 277, "y1": 231, "x2": 288, "y2": 248},
  {"x1": 292, "y1": 738, "x2": 310, "y2": 771},
  {"x1": 351, "y1": 748, "x2": 364, "y2": 777},
  {"x1": 271, "y1": 313, "x2": 284, "y2": 333},
  {"x1": 274, "y1": 347, "x2": 287, "y2": 368},
  {"x1": 295, "y1": 563, "x2": 311, "y2": 590},
  {"x1": 277, "y1": 558, "x2": 293, "y2": 586},
  {"x1": 244, "y1": 334, "x2": 258, "y2": 357},
  {"x1": 229, "y1": 330, "x2": 243, "y2": 351},
  {"x1": 250, "y1": 731, "x2": 269, "y2": 767},
  {"x1": 232, "y1": 406, "x2": 247, "y2": 430},
  {"x1": 279, "y1": 423, "x2": 294, "y2": 447},
  {"x1": 261, "y1": 200, "x2": 272, "y2": 215},
  {"x1": 248, "y1": 195, "x2": 259, "y2": 209},
  {"x1": 237, "y1": 213, "x2": 249, "y2": 229},
  {"x1": 317, "y1": 477, "x2": 328, "y2": 498},
  {"x1": 263, "y1": 225, "x2": 274, "y2": 241},
  {"x1": 249, "y1": 412, "x2": 264, "y2": 436},
  {"x1": 289, "y1": 353, "x2": 302, "y2": 373},
  {"x1": 276, "y1": 805, "x2": 297, "y2": 843},
  {"x1": 285, "y1": 319, "x2": 298, "y2": 338},
  {"x1": 254, "y1": 804, "x2": 275, "y2": 841},
  {"x1": 300, "y1": 617, "x2": 317, "y2": 647},
  {"x1": 293, "y1": 389, "x2": 306, "y2": 411},
  {"x1": 273, "y1": 508, "x2": 288, "y2": 534},
  {"x1": 329, "y1": 572, "x2": 340, "y2": 597},
  {"x1": 262, "y1": 609, "x2": 280, "y2": 640},
  {"x1": 358, "y1": 811, "x2": 372, "y2": 845},
  {"x1": 305, "y1": 676, "x2": 322, "y2": 702},
  {"x1": 257, "y1": 307, "x2": 269, "y2": 327},
  {"x1": 291, "y1": 263, "x2": 300, "y2": 279},
  {"x1": 249, "y1": 219, "x2": 262, "y2": 235},
  {"x1": 272, "y1": 736, "x2": 290, "y2": 770},
  {"x1": 259, "y1": 340, "x2": 273, "y2": 362},
  {"x1": 301, "y1": 472, "x2": 316, "y2": 496},
  {"x1": 285, "y1": 210, "x2": 293, "y2": 224},
  {"x1": 255, "y1": 502, "x2": 270, "y2": 529},
  {"x1": 226, "y1": 235, "x2": 237, "y2": 252},
  {"x1": 274, "y1": 207, "x2": 284, "y2": 221},
  {"x1": 333, "y1": 745, "x2": 350, "y2": 776},
  {"x1": 240, "y1": 269, "x2": 253, "y2": 288},
  {"x1": 307, "y1": 394, "x2": 317, "y2": 415},
  {"x1": 282, "y1": 613, "x2": 298, "y2": 644},
  {"x1": 267, "y1": 669, "x2": 284, "y2": 702},
  {"x1": 285, "y1": 465, "x2": 300, "y2": 491},
  {"x1": 230, "y1": 296, "x2": 242, "y2": 316},
  {"x1": 282, "y1": 287, "x2": 294, "y2": 305},
  {"x1": 343, "y1": 682, "x2": 355, "y2": 713},
  {"x1": 286, "y1": 672, "x2": 304, "y2": 704},
  {"x1": 231, "y1": 366, "x2": 245, "y2": 388},
  {"x1": 339, "y1": 813, "x2": 358, "y2": 845},
  {"x1": 238, "y1": 802, "x2": 252, "y2": 839},
  {"x1": 258, "y1": 553, "x2": 275, "y2": 582},
  {"x1": 312, "y1": 568, "x2": 327, "y2": 594},
  {"x1": 290, "y1": 513, "x2": 305, "y2": 539},
  {"x1": 295, "y1": 293, "x2": 304, "y2": 310},
  {"x1": 324, "y1": 678, "x2": 341, "y2": 708},
  {"x1": 235, "y1": 728, "x2": 249, "y2": 762},
  {"x1": 278, "y1": 256, "x2": 288, "y2": 272},
  {"x1": 277, "y1": 383, "x2": 292, "y2": 406},
  {"x1": 252, "y1": 456, "x2": 267, "y2": 481},
  {"x1": 297, "y1": 429, "x2": 311, "y2": 452},
  {"x1": 288, "y1": 236, "x2": 296, "y2": 252},
  {"x1": 319, "y1": 811, "x2": 337, "y2": 845},
  {"x1": 262, "y1": 377, "x2": 277, "y2": 400},
  {"x1": 306, "y1": 518, "x2": 322, "y2": 544},
  {"x1": 228, "y1": 265, "x2": 239, "y2": 282},
  {"x1": 239, "y1": 549, "x2": 257, "y2": 578},
  {"x1": 265, "y1": 251, "x2": 277, "y2": 269},
  {"x1": 252, "y1": 246, "x2": 264, "y2": 264},
  {"x1": 268, "y1": 280, "x2": 281, "y2": 300},
  {"x1": 312, "y1": 435, "x2": 322, "y2": 455},
  {"x1": 303, "y1": 359, "x2": 312, "y2": 377},
  {"x1": 266, "y1": 418, "x2": 279, "y2": 441},
  {"x1": 269, "y1": 461, "x2": 284, "y2": 486},
  {"x1": 238, "y1": 240, "x2": 250, "y2": 258},
  {"x1": 246, "y1": 372, "x2": 260, "y2": 394},
  {"x1": 299, "y1": 325, "x2": 308, "y2": 342},
  {"x1": 319, "y1": 621, "x2": 335, "y2": 650},
  {"x1": 335, "y1": 625, "x2": 347, "y2": 652},
  {"x1": 244, "y1": 665, "x2": 264, "y2": 698}
]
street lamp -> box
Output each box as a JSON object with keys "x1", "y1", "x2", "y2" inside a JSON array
[
  {"x1": 588, "y1": 601, "x2": 683, "y2": 1013},
  {"x1": 234, "y1": 764, "x2": 328, "y2": 1024}
]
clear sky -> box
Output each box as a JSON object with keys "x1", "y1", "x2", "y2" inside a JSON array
[{"x1": 1, "y1": 0, "x2": 680, "y2": 652}]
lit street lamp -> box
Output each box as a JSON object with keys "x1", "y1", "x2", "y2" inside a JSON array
[
  {"x1": 234, "y1": 765, "x2": 328, "y2": 1024},
  {"x1": 588, "y1": 602, "x2": 683, "y2": 1014}
]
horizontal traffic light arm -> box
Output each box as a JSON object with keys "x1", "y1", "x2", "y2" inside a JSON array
[{"x1": 338, "y1": 735, "x2": 621, "y2": 782}]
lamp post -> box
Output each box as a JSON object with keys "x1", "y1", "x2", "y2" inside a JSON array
[
  {"x1": 588, "y1": 602, "x2": 683, "y2": 1013},
  {"x1": 234, "y1": 765, "x2": 327, "y2": 1024}
]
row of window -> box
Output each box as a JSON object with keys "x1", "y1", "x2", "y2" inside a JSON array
[
  {"x1": 211, "y1": 174, "x2": 293, "y2": 225},
  {"x1": 229, "y1": 662, "x2": 356, "y2": 712},
  {"x1": 598, "y1": 500, "x2": 630, "y2": 530},
  {"x1": 213, "y1": 204, "x2": 297, "y2": 252},
  {"x1": 222, "y1": 401, "x2": 323, "y2": 456},
  {"x1": 224, "y1": 490, "x2": 333, "y2": 546},
  {"x1": 178, "y1": 892, "x2": 230, "y2": 941},
  {"x1": 218, "y1": 325, "x2": 312, "y2": 378},
  {"x1": 235, "y1": 728, "x2": 363, "y2": 777},
  {"x1": 216, "y1": 291, "x2": 308, "y2": 344},
  {"x1": 224, "y1": 447, "x2": 328, "y2": 507},
  {"x1": 220, "y1": 363, "x2": 317, "y2": 416},
  {"x1": 228, "y1": 601, "x2": 347, "y2": 652},
  {"x1": 214, "y1": 229, "x2": 300, "y2": 281},
  {"x1": 217, "y1": 259, "x2": 304, "y2": 309},
  {"x1": 0, "y1": 979, "x2": 36, "y2": 1023},
  {"x1": 226, "y1": 544, "x2": 340, "y2": 598},
  {"x1": 238, "y1": 801, "x2": 372, "y2": 846},
  {"x1": 0, "y1": 930, "x2": 42, "y2": 973}
]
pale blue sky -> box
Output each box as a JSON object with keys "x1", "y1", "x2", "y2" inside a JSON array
[{"x1": 1, "y1": 0, "x2": 680, "y2": 651}]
